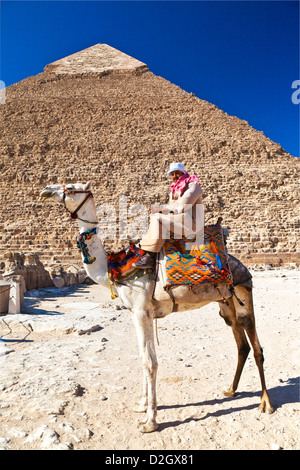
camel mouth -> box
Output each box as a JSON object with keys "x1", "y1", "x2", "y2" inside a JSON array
[{"x1": 40, "y1": 188, "x2": 54, "y2": 202}]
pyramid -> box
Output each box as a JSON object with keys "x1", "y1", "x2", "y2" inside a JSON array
[{"x1": 0, "y1": 44, "x2": 299, "y2": 274}]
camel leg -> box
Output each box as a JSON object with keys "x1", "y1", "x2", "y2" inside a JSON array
[
  {"x1": 132, "y1": 309, "x2": 159, "y2": 433},
  {"x1": 219, "y1": 299, "x2": 251, "y2": 397},
  {"x1": 245, "y1": 326, "x2": 274, "y2": 414},
  {"x1": 132, "y1": 369, "x2": 148, "y2": 413},
  {"x1": 231, "y1": 286, "x2": 274, "y2": 414}
]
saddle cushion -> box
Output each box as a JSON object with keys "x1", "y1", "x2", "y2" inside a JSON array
[{"x1": 164, "y1": 224, "x2": 232, "y2": 287}]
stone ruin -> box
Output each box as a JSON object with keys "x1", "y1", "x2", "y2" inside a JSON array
[
  {"x1": 0, "y1": 43, "x2": 299, "y2": 294},
  {"x1": 0, "y1": 252, "x2": 85, "y2": 291},
  {"x1": 0, "y1": 251, "x2": 86, "y2": 313}
]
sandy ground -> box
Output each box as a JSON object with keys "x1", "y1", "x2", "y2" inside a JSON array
[{"x1": 0, "y1": 268, "x2": 299, "y2": 451}]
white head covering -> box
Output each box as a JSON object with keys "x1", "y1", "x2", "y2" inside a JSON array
[{"x1": 167, "y1": 162, "x2": 186, "y2": 177}]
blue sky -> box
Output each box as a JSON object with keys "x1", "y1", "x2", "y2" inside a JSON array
[{"x1": 1, "y1": 1, "x2": 299, "y2": 157}]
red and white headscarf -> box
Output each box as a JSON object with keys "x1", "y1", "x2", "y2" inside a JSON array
[{"x1": 170, "y1": 172, "x2": 200, "y2": 196}]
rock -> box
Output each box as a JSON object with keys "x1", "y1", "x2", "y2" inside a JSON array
[
  {"x1": 71, "y1": 383, "x2": 84, "y2": 397},
  {"x1": 70, "y1": 434, "x2": 82, "y2": 443},
  {"x1": 0, "y1": 349, "x2": 15, "y2": 357},
  {"x1": 77, "y1": 324, "x2": 102, "y2": 335},
  {"x1": 52, "y1": 276, "x2": 65, "y2": 288},
  {"x1": 8, "y1": 428, "x2": 27, "y2": 439},
  {"x1": 85, "y1": 428, "x2": 94, "y2": 439},
  {"x1": 0, "y1": 437, "x2": 10, "y2": 449},
  {"x1": 25, "y1": 425, "x2": 47, "y2": 442},
  {"x1": 47, "y1": 400, "x2": 69, "y2": 416},
  {"x1": 58, "y1": 423, "x2": 74, "y2": 433},
  {"x1": 77, "y1": 272, "x2": 86, "y2": 284},
  {"x1": 41, "y1": 431, "x2": 60, "y2": 449},
  {"x1": 54, "y1": 443, "x2": 73, "y2": 450},
  {"x1": 2, "y1": 252, "x2": 53, "y2": 290},
  {"x1": 26, "y1": 425, "x2": 59, "y2": 448},
  {"x1": 112, "y1": 385, "x2": 126, "y2": 392},
  {"x1": 66, "y1": 265, "x2": 86, "y2": 284}
]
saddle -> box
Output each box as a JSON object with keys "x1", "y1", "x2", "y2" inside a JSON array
[
  {"x1": 108, "y1": 224, "x2": 232, "y2": 287},
  {"x1": 107, "y1": 225, "x2": 251, "y2": 310}
]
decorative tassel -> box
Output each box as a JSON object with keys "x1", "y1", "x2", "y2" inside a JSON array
[
  {"x1": 107, "y1": 260, "x2": 117, "y2": 299},
  {"x1": 216, "y1": 254, "x2": 222, "y2": 270},
  {"x1": 77, "y1": 228, "x2": 97, "y2": 264}
]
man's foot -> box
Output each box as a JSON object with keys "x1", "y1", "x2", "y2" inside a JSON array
[{"x1": 133, "y1": 253, "x2": 156, "y2": 269}]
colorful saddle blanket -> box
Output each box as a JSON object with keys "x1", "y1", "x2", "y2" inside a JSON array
[
  {"x1": 108, "y1": 225, "x2": 232, "y2": 287},
  {"x1": 107, "y1": 243, "x2": 147, "y2": 283},
  {"x1": 164, "y1": 224, "x2": 232, "y2": 287}
]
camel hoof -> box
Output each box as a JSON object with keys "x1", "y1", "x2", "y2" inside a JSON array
[
  {"x1": 133, "y1": 403, "x2": 147, "y2": 413},
  {"x1": 223, "y1": 389, "x2": 236, "y2": 397},
  {"x1": 258, "y1": 401, "x2": 274, "y2": 414},
  {"x1": 138, "y1": 420, "x2": 159, "y2": 433}
]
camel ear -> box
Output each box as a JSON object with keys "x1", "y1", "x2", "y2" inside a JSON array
[{"x1": 84, "y1": 181, "x2": 92, "y2": 191}]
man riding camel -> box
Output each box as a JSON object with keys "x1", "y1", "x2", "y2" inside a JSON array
[{"x1": 134, "y1": 162, "x2": 204, "y2": 269}]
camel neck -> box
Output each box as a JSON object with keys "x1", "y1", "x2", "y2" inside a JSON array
[
  {"x1": 76, "y1": 198, "x2": 109, "y2": 288},
  {"x1": 76, "y1": 197, "x2": 98, "y2": 232}
]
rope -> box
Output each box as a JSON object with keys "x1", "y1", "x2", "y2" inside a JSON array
[
  {"x1": 155, "y1": 318, "x2": 159, "y2": 346},
  {"x1": 107, "y1": 261, "x2": 117, "y2": 300}
]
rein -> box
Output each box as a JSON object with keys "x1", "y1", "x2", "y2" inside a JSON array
[{"x1": 62, "y1": 185, "x2": 98, "y2": 224}]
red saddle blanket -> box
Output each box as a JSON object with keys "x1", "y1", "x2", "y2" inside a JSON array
[{"x1": 107, "y1": 243, "x2": 146, "y2": 282}]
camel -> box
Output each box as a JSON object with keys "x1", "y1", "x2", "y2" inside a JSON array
[{"x1": 40, "y1": 182, "x2": 274, "y2": 433}]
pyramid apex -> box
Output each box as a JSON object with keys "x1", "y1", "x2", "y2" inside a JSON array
[{"x1": 44, "y1": 43, "x2": 148, "y2": 76}]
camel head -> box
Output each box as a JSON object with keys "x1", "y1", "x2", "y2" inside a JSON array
[{"x1": 40, "y1": 182, "x2": 92, "y2": 218}]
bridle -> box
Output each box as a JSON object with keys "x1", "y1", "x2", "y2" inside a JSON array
[{"x1": 62, "y1": 185, "x2": 98, "y2": 225}]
